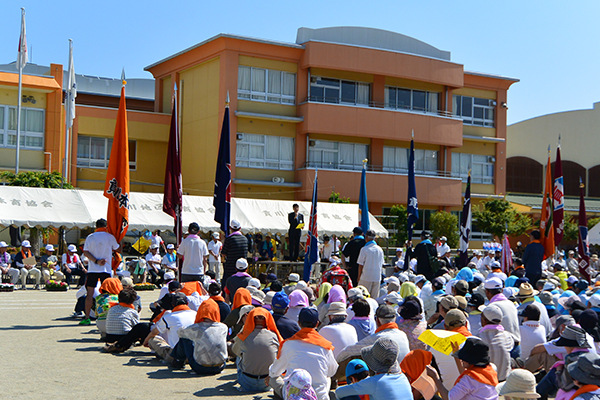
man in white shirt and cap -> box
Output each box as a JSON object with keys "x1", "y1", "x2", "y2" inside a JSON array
[
  {"x1": 15, "y1": 240, "x2": 41, "y2": 290},
  {"x1": 356, "y1": 230, "x2": 385, "y2": 298},
  {"x1": 484, "y1": 277, "x2": 521, "y2": 345},
  {"x1": 62, "y1": 244, "x2": 87, "y2": 288},
  {"x1": 208, "y1": 232, "x2": 223, "y2": 281},
  {"x1": 436, "y1": 236, "x2": 450, "y2": 258},
  {"x1": 0, "y1": 241, "x2": 19, "y2": 284},
  {"x1": 177, "y1": 222, "x2": 209, "y2": 283},
  {"x1": 161, "y1": 244, "x2": 177, "y2": 276},
  {"x1": 145, "y1": 244, "x2": 163, "y2": 285}
]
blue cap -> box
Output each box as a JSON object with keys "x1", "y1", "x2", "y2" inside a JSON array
[
  {"x1": 271, "y1": 292, "x2": 290, "y2": 310},
  {"x1": 267, "y1": 273, "x2": 278, "y2": 281},
  {"x1": 298, "y1": 307, "x2": 319, "y2": 325},
  {"x1": 346, "y1": 359, "x2": 369, "y2": 379}
]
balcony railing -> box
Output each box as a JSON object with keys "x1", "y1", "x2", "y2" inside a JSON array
[
  {"x1": 301, "y1": 96, "x2": 456, "y2": 118},
  {"x1": 301, "y1": 162, "x2": 457, "y2": 178}
]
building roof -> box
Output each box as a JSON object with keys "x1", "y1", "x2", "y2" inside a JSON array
[
  {"x1": 464, "y1": 70, "x2": 520, "y2": 82},
  {"x1": 0, "y1": 62, "x2": 155, "y2": 100},
  {"x1": 506, "y1": 194, "x2": 600, "y2": 213},
  {"x1": 296, "y1": 26, "x2": 451, "y2": 61}
]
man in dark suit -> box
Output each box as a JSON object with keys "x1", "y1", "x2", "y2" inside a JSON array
[
  {"x1": 522, "y1": 230, "x2": 545, "y2": 287},
  {"x1": 408, "y1": 231, "x2": 437, "y2": 280},
  {"x1": 288, "y1": 204, "x2": 304, "y2": 261}
]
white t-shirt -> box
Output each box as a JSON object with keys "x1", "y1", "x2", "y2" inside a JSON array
[
  {"x1": 357, "y1": 242, "x2": 384, "y2": 283},
  {"x1": 322, "y1": 242, "x2": 334, "y2": 260},
  {"x1": 161, "y1": 252, "x2": 177, "y2": 270},
  {"x1": 151, "y1": 234, "x2": 164, "y2": 248},
  {"x1": 83, "y1": 231, "x2": 119, "y2": 274},
  {"x1": 319, "y1": 322, "x2": 359, "y2": 359},
  {"x1": 520, "y1": 320, "x2": 547, "y2": 359},
  {"x1": 145, "y1": 252, "x2": 162, "y2": 267},
  {"x1": 62, "y1": 253, "x2": 80, "y2": 268},
  {"x1": 178, "y1": 235, "x2": 209, "y2": 275},
  {"x1": 436, "y1": 243, "x2": 450, "y2": 257},
  {"x1": 156, "y1": 309, "x2": 197, "y2": 348},
  {"x1": 207, "y1": 240, "x2": 222, "y2": 263}
]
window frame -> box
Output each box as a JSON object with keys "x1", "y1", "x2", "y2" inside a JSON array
[
  {"x1": 237, "y1": 66, "x2": 296, "y2": 105},
  {"x1": 382, "y1": 146, "x2": 439, "y2": 176},
  {"x1": 235, "y1": 133, "x2": 294, "y2": 171},
  {"x1": 0, "y1": 105, "x2": 45, "y2": 150},
  {"x1": 309, "y1": 76, "x2": 371, "y2": 106},
  {"x1": 451, "y1": 152, "x2": 494, "y2": 184},
  {"x1": 307, "y1": 139, "x2": 368, "y2": 171},
  {"x1": 385, "y1": 86, "x2": 440, "y2": 114},
  {"x1": 452, "y1": 95, "x2": 495, "y2": 127},
  {"x1": 77, "y1": 135, "x2": 137, "y2": 170}
]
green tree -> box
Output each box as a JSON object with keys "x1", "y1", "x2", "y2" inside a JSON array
[
  {"x1": 0, "y1": 171, "x2": 72, "y2": 255},
  {"x1": 389, "y1": 204, "x2": 408, "y2": 246},
  {"x1": 430, "y1": 211, "x2": 459, "y2": 248},
  {"x1": 473, "y1": 198, "x2": 532, "y2": 240},
  {"x1": 328, "y1": 191, "x2": 350, "y2": 204},
  {"x1": 563, "y1": 217, "x2": 579, "y2": 242},
  {"x1": 589, "y1": 217, "x2": 600, "y2": 230}
]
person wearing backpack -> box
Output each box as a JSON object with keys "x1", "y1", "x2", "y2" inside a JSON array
[{"x1": 408, "y1": 231, "x2": 438, "y2": 280}]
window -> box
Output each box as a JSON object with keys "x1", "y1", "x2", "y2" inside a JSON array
[
  {"x1": 452, "y1": 153, "x2": 494, "y2": 184},
  {"x1": 308, "y1": 140, "x2": 367, "y2": 170},
  {"x1": 383, "y1": 146, "x2": 438, "y2": 175},
  {"x1": 238, "y1": 66, "x2": 296, "y2": 105},
  {"x1": 0, "y1": 105, "x2": 44, "y2": 149},
  {"x1": 77, "y1": 135, "x2": 136, "y2": 169},
  {"x1": 309, "y1": 76, "x2": 370, "y2": 105},
  {"x1": 385, "y1": 87, "x2": 440, "y2": 113},
  {"x1": 453, "y1": 95, "x2": 495, "y2": 127},
  {"x1": 236, "y1": 133, "x2": 294, "y2": 170}
]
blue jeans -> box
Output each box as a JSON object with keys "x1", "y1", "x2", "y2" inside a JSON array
[
  {"x1": 537, "y1": 368, "x2": 557, "y2": 400},
  {"x1": 171, "y1": 338, "x2": 224, "y2": 375},
  {"x1": 236, "y1": 358, "x2": 270, "y2": 392}
]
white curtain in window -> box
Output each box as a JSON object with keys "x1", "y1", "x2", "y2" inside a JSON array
[
  {"x1": 282, "y1": 73, "x2": 296, "y2": 96},
  {"x1": 383, "y1": 147, "x2": 395, "y2": 170},
  {"x1": 236, "y1": 143, "x2": 249, "y2": 160},
  {"x1": 78, "y1": 136, "x2": 90, "y2": 159},
  {"x1": 354, "y1": 144, "x2": 367, "y2": 166},
  {"x1": 397, "y1": 148, "x2": 409, "y2": 171},
  {"x1": 452, "y1": 95, "x2": 460, "y2": 116},
  {"x1": 460, "y1": 154, "x2": 470, "y2": 175},
  {"x1": 339, "y1": 143, "x2": 354, "y2": 166},
  {"x1": 244, "y1": 133, "x2": 263, "y2": 143},
  {"x1": 356, "y1": 83, "x2": 370, "y2": 105},
  {"x1": 90, "y1": 137, "x2": 106, "y2": 160},
  {"x1": 265, "y1": 135, "x2": 279, "y2": 160},
  {"x1": 280, "y1": 137, "x2": 294, "y2": 162},
  {"x1": 238, "y1": 66, "x2": 251, "y2": 91},
  {"x1": 0, "y1": 106, "x2": 4, "y2": 129},
  {"x1": 251, "y1": 68, "x2": 266, "y2": 93},
  {"x1": 268, "y1": 70, "x2": 281, "y2": 95},
  {"x1": 424, "y1": 150, "x2": 438, "y2": 172},
  {"x1": 26, "y1": 109, "x2": 44, "y2": 133},
  {"x1": 8, "y1": 108, "x2": 24, "y2": 131},
  {"x1": 428, "y1": 93, "x2": 439, "y2": 113}
]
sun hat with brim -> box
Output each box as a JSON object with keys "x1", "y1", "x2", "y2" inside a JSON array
[
  {"x1": 384, "y1": 292, "x2": 402, "y2": 305},
  {"x1": 539, "y1": 291, "x2": 556, "y2": 306},
  {"x1": 264, "y1": 291, "x2": 275, "y2": 306},
  {"x1": 496, "y1": 369, "x2": 540, "y2": 399},
  {"x1": 517, "y1": 283, "x2": 539, "y2": 298},
  {"x1": 454, "y1": 337, "x2": 490, "y2": 367},
  {"x1": 445, "y1": 309, "x2": 467, "y2": 328},
  {"x1": 326, "y1": 302, "x2": 348, "y2": 317},
  {"x1": 549, "y1": 315, "x2": 576, "y2": 340},
  {"x1": 237, "y1": 305, "x2": 255, "y2": 324},
  {"x1": 567, "y1": 352, "x2": 600, "y2": 385},
  {"x1": 375, "y1": 304, "x2": 397, "y2": 319},
  {"x1": 361, "y1": 337, "x2": 401, "y2": 374},
  {"x1": 554, "y1": 325, "x2": 590, "y2": 348}
]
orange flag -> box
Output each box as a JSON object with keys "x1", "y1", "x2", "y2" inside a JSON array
[
  {"x1": 104, "y1": 79, "x2": 130, "y2": 270},
  {"x1": 540, "y1": 148, "x2": 555, "y2": 259}
]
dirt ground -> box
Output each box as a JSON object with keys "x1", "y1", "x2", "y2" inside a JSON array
[{"x1": 0, "y1": 288, "x2": 274, "y2": 400}]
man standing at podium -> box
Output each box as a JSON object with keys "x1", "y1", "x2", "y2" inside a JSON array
[{"x1": 288, "y1": 204, "x2": 304, "y2": 261}]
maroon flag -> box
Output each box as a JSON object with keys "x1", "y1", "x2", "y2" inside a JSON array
[
  {"x1": 163, "y1": 84, "x2": 183, "y2": 246},
  {"x1": 553, "y1": 140, "x2": 564, "y2": 245},
  {"x1": 577, "y1": 178, "x2": 591, "y2": 281}
]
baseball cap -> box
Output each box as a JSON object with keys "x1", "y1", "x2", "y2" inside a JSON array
[
  {"x1": 444, "y1": 309, "x2": 467, "y2": 327},
  {"x1": 543, "y1": 282, "x2": 556, "y2": 291},
  {"x1": 237, "y1": 305, "x2": 255, "y2": 324},
  {"x1": 375, "y1": 304, "x2": 397, "y2": 319},
  {"x1": 67, "y1": 244, "x2": 77, "y2": 252},
  {"x1": 347, "y1": 287, "x2": 364, "y2": 301},
  {"x1": 468, "y1": 293, "x2": 485, "y2": 308},
  {"x1": 345, "y1": 359, "x2": 369, "y2": 379},
  {"x1": 272, "y1": 292, "x2": 290, "y2": 310},
  {"x1": 236, "y1": 258, "x2": 249, "y2": 270},
  {"x1": 21, "y1": 240, "x2": 31, "y2": 248},
  {"x1": 384, "y1": 276, "x2": 400, "y2": 285},
  {"x1": 248, "y1": 278, "x2": 261, "y2": 288},
  {"x1": 589, "y1": 294, "x2": 600, "y2": 308},
  {"x1": 166, "y1": 243, "x2": 175, "y2": 250},
  {"x1": 455, "y1": 296, "x2": 468, "y2": 311},
  {"x1": 298, "y1": 307, "x2": 319, "y2": 325},
  {"x1": 212, "y1": 232, "x2": 220, "y2": 239},
  {"x1": 439, "y1": 295, "x2": 458, "y2": 311},
  {"x1": 481, "y1": 304, "x2": 503, "y2": 324},
  {"x1": 484, "y1": 277, "x2": 503, "y2": 290},
  {"x1": 395, "y1": 248, "x2": 403, "y2": 253},
  {"x1": 230, "y1": 219, "x2": 241, "y2": 230},
  {"x1": 384, "y1": 292, "x2": 402, "y2": 305},
  {"x1": 150, "y1": 244, "x2": 159, "y2": 249},
  {"x1": 576, "y1": 280, "x2": 590, "y2": 290},
  {"x1": 440, "y1": 236, "x2": 447, "y2": 241},
  {"x1": 0, "y1": 241, "x2": 7, "y2": 248},
  {"x1": 454, "y1": 280, "x2": 469, "y2": 293},
  {"x1": 414, "y1": 275, "x2": 426, "y2": 285},
  {"x1": 567, "y1": 276, "x2": 579, "y2": 285},
  {"x1": 168, "y1": 281, "x2": 182, "y2": 292},
  {"x1": 288, "y1": 273, "x2": 300, "y2": 282},
  {"x1": 45, "y1": 244, "x2": 54, "y2": 251},
  {"x1": 267, "y1": 273, "x2": 278, "y2": 282},
  {"x1": 352, "y1": 227, "x2": 363, "y2": 235}
]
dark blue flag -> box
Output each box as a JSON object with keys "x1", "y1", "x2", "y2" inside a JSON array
[
  {"x1": 303, "y1": 170, "x2": 318, "y2": 282},
  {"x1": 213, "y1": 103, "x2": 231, "y2": 235},
  {"x1": 359, "y1": 163, "x2": 370, "y2": 232},
  {"x1": 407, "y1": 139, "x2": 419, "y2": 241}
]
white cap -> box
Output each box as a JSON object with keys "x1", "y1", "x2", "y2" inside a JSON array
[
  {"x1": 212, "y1": 232, "x2": 220, "y2": 239},
  {"x1": 484, "y1": 277, "x2": 503, "y2": 290},
  {"x1": 384, "y1": 292, "x2": 402, "y2": 305},
  {"x1": 296, "y1": 281, "x2": 307, "y2": 291},
  {"x1": 347, "y1": 287, "x2": 364, "y2": 300},
  {"x1": 288, "y1": 273, "x2": 300, "y2": 282},
  {"x1": 543, "y1": 282, "x2": 556, "y2": 291},
  {"x1": 166, "y1": 243, "x2": 175, "y2": 250},
  {"x1": 45, "y1": 244, "x2": 55, "y2": 252},
  {"x1": 440, "y1": 236, "x2": 447, "y2": 241},
  {"x1": 328, "y1": 256, "x2": 341, "y2": 265},
  {"x1": 491, "y1": 261, "x2": 501, "y2": 269},
  {"x1": 473, "y1": 250, "x2": 481, "y2": 256},
  {"x1": 248, "y1": 278, "x2": 261, "y2": 288},
  {"x1": 230, "y1": 219, "x2": 241, "y2": 230},
  {"x1": 0, "y1": 241, "x2": 7, "y2": 248},
  {"x1": 414, "y1": 275, "x2": 427, "y2": 285},
  {"x1": 567, "y1": 276, "x2": 578, "y2": 285},
  {"x1": 480, "y1": 304, "x2": 503, "y2": 323},
  {"x1": 164, "y1": 271, "x2": 175, "y2": 281},
  {"x1": 21, "y1": 240, "x2": 31, "y2": 248},
  {"x1": 589, "y1": 294, "x2": 600, "y2": 308},
  {"x1": 395, "y1": 248, "x2": 403, "y2": 253},
  {"x1": 384, "y1": 276, "x2": 400, "y2": 285},
  {"x1": 150, "y1": 244, "x2": 159, "y2": 249},
  {"x1": 397, "y1": 272, "x2": 409, "y2": 283},
  {"x1": 235, "y1": 258, "x2": 249, "y2": 270},
  {"x1": 68, "y1": 244, "x2": 77, "y2": 252}
]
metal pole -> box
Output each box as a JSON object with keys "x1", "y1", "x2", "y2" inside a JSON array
[
  {"x1": 63, "y1": 39, "x2": 73, "y2": 184},
  {"x1": 16, "y1": 63, "x2": 23, "y2": 174}
]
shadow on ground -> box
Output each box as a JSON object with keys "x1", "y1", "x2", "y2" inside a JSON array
[
  {"x1": 193, "y1": 380, "x2": 268, "y2": 397},
  {"x1": 57, "y1": 337, "x2": 100, "y2": 343},
  {"x1": 0, "y1": 324, "x2": 60, "y2": 331}
]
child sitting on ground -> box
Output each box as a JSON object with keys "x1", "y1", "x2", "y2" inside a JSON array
[
  {"x1": 339, "y1": 359, "x2": 370, "y2": 400},
  {"x1": 104, "y1": 288, "x2": 140, "y2": 345}
]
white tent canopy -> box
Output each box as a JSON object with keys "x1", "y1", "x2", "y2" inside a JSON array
[
  {"x1": 588, "y1": 223, "x2": 600, "y2": 245},
  {"x1": 0, "y1": 186, "x2": 388, "y2": 238}
]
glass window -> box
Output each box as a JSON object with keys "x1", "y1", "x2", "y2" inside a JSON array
[
  {"x1": 382, "y1": 146, "x2": 437, "y2": 175},
  {"x1": 451, "y1": 152, "x2": 494, "y2": 184},
  {"x1": 77, "y1": 135, "x2": 136, "y2": 169},
  {"x1": 308, "y1": 140, "x2": 366, "y2": 170},
  {"x1": 310, "y1": 76, "x2": 370, "y2": 106},
  {"x1": 385, "y1": 87, "x2": 440, "y2": 114},
  {"x1": 341, "y1": 81, "x2": 356, "y2": 104},
  {"x1": 4, "y1": 106, "x2": 44, "y2": 149},
  {"x1": 412, "y1": 90, "x2": 426, "y2": 111},
  {"x1": 235, "y1": 133, "x2": 294, "y2": 170},
  {"x1": 237, "y1": 66, "x2": 296, "y2": 104},
  {"x1": 453, "y1": 95, "x2": 495, "y2": 127}
]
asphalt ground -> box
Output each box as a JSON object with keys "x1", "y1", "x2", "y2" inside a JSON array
[{"x1": 0, "y1": 288, "x2": 274, "y2": 400}]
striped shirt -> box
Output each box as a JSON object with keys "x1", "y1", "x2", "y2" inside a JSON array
[{"x1": 106, "y1": 304, "x2": 139, "y2": 335}]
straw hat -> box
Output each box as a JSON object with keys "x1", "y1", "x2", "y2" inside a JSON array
[
  {"x1": 517, "y1": 283, "x2": 539, "y2": 298},
  {"x1": 497, "y1": 369, "x2": 540, "y2": 398}
]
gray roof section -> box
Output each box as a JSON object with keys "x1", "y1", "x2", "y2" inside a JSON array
[
  {"x1": 296, "y1": 27, "x2": 451, "y2": 61},
  {"x1": 0, "y1": 62, "x2": 155, "y2": 100}
]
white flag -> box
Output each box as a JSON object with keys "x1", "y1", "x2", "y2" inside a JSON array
[
  {"x1": 16, "y1": 9, "x2": 28, "y2": 70},
  {"x1": 66, "y1": 41, "x2": 77, "y2": 127}
]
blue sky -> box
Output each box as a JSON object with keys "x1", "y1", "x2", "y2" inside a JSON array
[{"x1": 1, "y1": 0, "x2": 599, "y2": 125}]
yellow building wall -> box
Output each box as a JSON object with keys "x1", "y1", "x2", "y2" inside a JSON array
[
  {"x1": 310, "y1": 68, "x2": 374, "y2": 83},
  {"x1": 382, "y1": 139, "x2": 440, "y2": 151},
  {"x1": 0, "y1": 149, "x2": 45, "y2": 171},
  {"x1": 237, "y1": 118, "x2": 296, "y2": 137},
  {"x1": 77, "y1": 115, "x2": 167, "y2": 142},
  {"x1": 309, "y1": 133, "x2": 371, "y2": 144},
  {"x1": 453, "y1": 140, "x2": 496, "y2": 155},
  {"x1": 161, "y1": 76, "x2": 172, "y2": 115},
  {"x1": 0, "y1": 87, "x2": 48, "y2": 109},
  {"x1": 234, "y1": 182, "x2": 297, "y2": 200},
  {"x1": 236, "y1": 99, "x2": 297, "y2": 117},
  {"x1": 235, "y1": 167, "x2": 295, "y2": 182},
  {"x1": 179, "y1": 57, "x2": 220, "y2": 196},
  {"x1": 462, "y1": 124, "x2": 496, "y2": 138},
  {"x1": 453, "y1": 87, "x2": 496, "y2": 100}
]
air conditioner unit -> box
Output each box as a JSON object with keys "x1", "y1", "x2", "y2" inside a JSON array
[
  {"x1": 272, "y1": 177, "x2": 285, "y2": 183},
  {"x1": 236, "y1": 133, "x2": 244, "y2": 141}
]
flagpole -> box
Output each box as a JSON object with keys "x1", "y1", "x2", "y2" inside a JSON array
[
  {"x1": 63, "y1": 39, "x2": 73, "y2": 185},
  {"x1": 15, "y1": 8, "x2": 26, "y2": 174}
]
